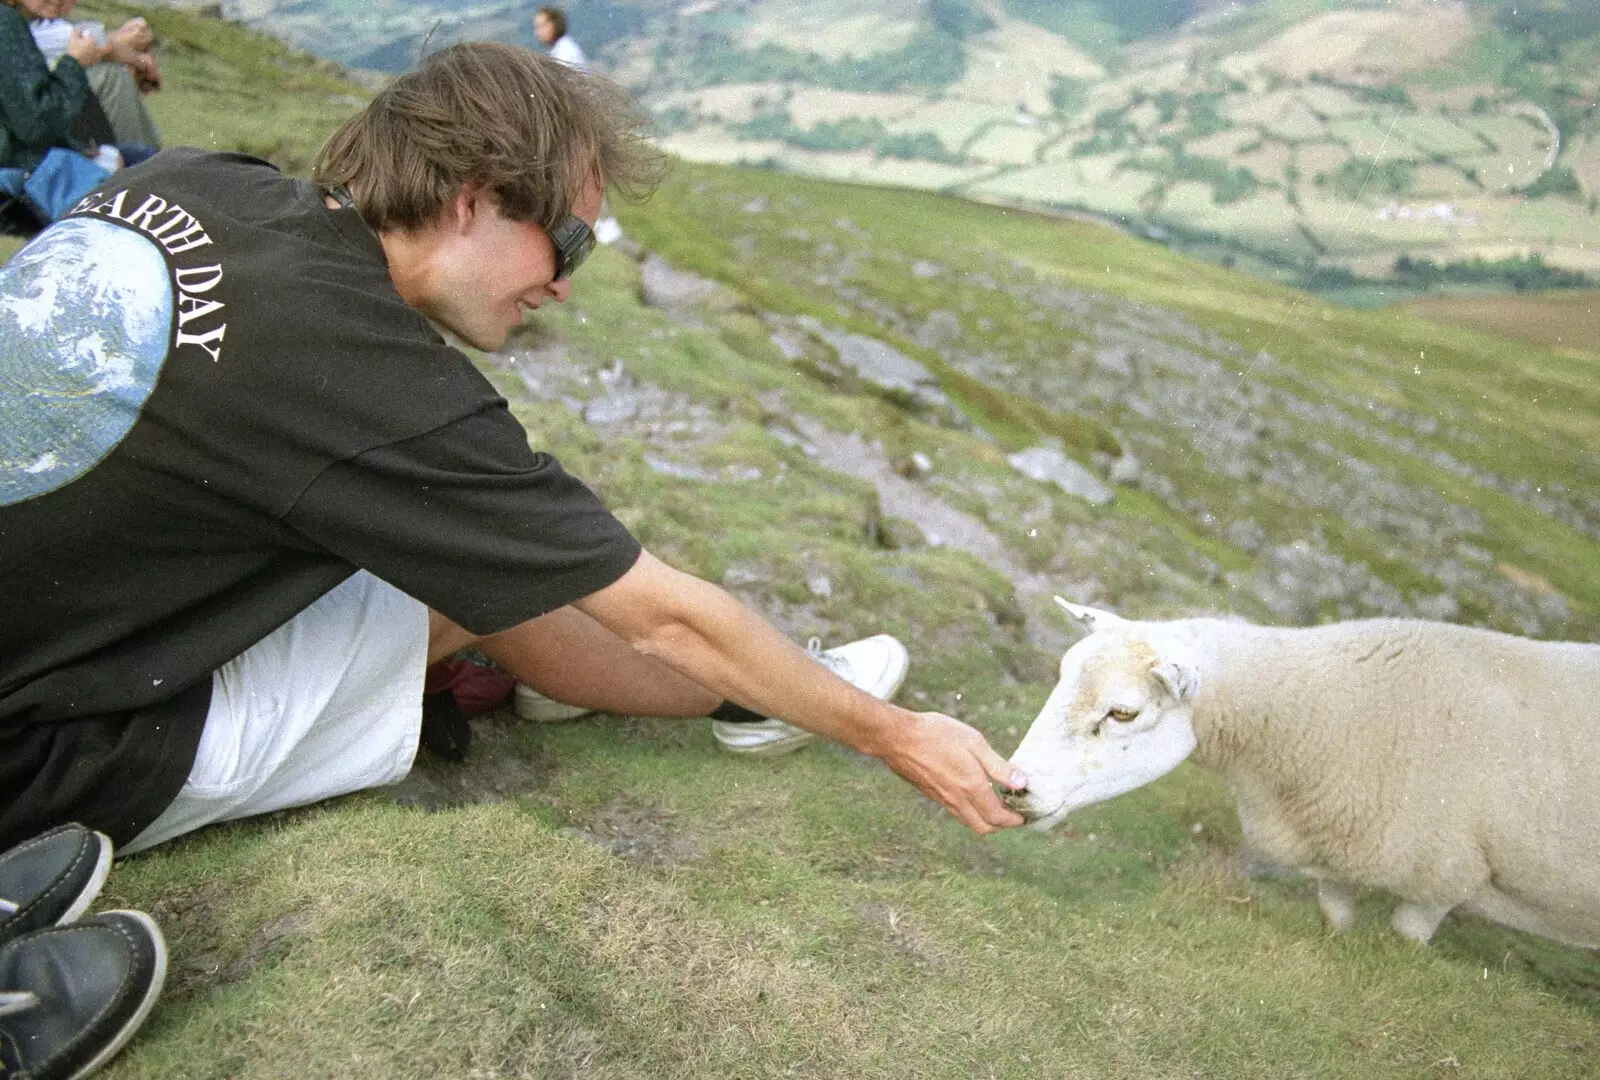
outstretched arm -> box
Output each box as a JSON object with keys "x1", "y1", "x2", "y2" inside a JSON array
[{"x1": 573, "y1": 550, "x2": 1026, "y2": 833}]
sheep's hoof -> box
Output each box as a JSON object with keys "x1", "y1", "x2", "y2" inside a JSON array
[
  {"x1": 1391, "y1": 902, "x2": 1453, "y2": 944},
  {"x1": 1316, "y1": 879, "x2": 1357, "y2": 933}
]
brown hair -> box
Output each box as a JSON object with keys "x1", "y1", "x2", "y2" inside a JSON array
[
  {"x1": 313, "y1": 42, "x2": 666, "y2": 234},
  {"x1": 535, "y1": 6, "x2": 567, "y2": 39}
]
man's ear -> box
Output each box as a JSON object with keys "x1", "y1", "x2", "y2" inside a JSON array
[
  {"x1": 449, "y1": 184, "x2": 482, "y2": 234},
  {"x1": 1054, "y1": 596, "x2": 1123, "y2": 634}
]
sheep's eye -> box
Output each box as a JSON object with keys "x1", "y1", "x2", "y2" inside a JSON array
[{"x1": 1108, "y1": 706, "x2": 1140, "y2": 724}]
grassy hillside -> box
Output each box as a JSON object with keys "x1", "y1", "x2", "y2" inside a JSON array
[{"x1": 7, "y1": 6, "x2": 1599, "y2": 1078}]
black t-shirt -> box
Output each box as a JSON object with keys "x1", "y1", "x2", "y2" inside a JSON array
[{"x1": 0, "y1": 150, "x2": 641, "y2": 848}]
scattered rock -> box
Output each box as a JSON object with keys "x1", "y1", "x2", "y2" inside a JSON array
[
  {"x1": 914, "y1": 310, "x2": 962, "y2": 349},
  {"x1": 644, "y1": 455, "x2": 718, "y2": 482},
  {"x1": 638, "y1": 254, "x2": 718, "y2": 320},
  {"x1": 1249, "y1": 539, "x2": 1406, "y2": 624},
  {"x1": 584, "y1": 394, "x2": 640, "y2": 425},
  {"x1": 1412, "y1": 592, "x2": 1461, "y2": 622},
  {"x1": 742, "y1": 196, "x2": 769, "y2": 214},
  {"x1": 1007, "y1": 447, "x2": 1114, "y2": 506},
  {"x1": 892, "y1": 451, "x2": 933, "y2": 479},
  {"x1": 1226, "y1": 518, "x2": 1267, "y2": 553},
  {"x1": 801, "y1": 320, "x2": 968, "y2": 427},
  {"x1": 722, "y1": 563, "x2": 773, "y2": 588},
  {"x1": 1107, "y1": 451, "x2": 1141, "y2": 485}
]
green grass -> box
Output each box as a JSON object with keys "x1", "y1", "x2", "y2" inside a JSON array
[
  {"x1": 5, "y1": 7, "x2": 1597, "y2": 1077},
  {"x1": 618, "y1": 161, "x2": 1600, "y2": 634}
]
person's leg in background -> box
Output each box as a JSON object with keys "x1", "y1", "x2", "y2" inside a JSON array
[{"x1": 85, "y1": 63, "x2": 160, "y2": 155}]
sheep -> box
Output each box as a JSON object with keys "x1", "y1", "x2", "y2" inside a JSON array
[{"x1": 1005, "y1": 598, "x2": 1600, "y2": 947}]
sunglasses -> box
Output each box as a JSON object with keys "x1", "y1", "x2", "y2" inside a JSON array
[{"x1": 548, "y1": 214, "x2": 596, "y2": 281}]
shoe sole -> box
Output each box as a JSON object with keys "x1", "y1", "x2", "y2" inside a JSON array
[
  {"x1": 871, "y1": 640, "x2": 910, "y2": 703},
  {"x1": 716, "y1": 639, "x2": 911, "y2": 758},
  {"x1": 513, "y1": 687, "x2": 593, "y2": 723},
  {"x1": 716, "y1": 730, "x2": 817, "y2": 759},
  {"x1": 57, "y1": 833, "x2": 113, "y2": 929},
  {"x1": 66, "y1": 910, "x2": 168, "y2": 1080}
]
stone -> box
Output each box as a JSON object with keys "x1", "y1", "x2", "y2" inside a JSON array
[
  {"x1": 914, "y1": 310, "x2": 962, "y2": 349},
  {"x1": 583, "y1": 394, "x2": 639, "y2": 425},
  {"x1": 892, "y1": 451, "x2": 933, "y2": 479},
  {"x1": 1107, "y1": 452, "x2": 1141, "y2": 485},
  {"x1": 722, "y1": 564, "x2": 773, "y2": 588},
  {"x1": 639, "y1": 254, "x2": 718, "y2": 315},
  {"x1": 643, "y1": 455, "x2": 716, "y2": 482},
  {"x1": 1007, "y1": 447, "x2": 1114, "y2": 506}
]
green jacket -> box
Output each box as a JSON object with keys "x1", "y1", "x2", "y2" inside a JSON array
[{"x1": 0, "y1": 4, "x2": 89, "y2": 171}]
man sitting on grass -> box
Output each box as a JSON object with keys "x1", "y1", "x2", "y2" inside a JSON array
[
  {"x1": 2, "y1": 43, "x2": 1025, "y2": 1074},
  {"x1": 1, "y1": 42, "x2": 1025, "y2": 858}
]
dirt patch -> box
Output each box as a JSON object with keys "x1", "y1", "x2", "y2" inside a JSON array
[
  {"x1": 854, "y1": 901, "x2": 946, "y2": 969},
  {"x1": 386, "y1": 711, "x2": 555, "y2": 812},
  {"x1": 560, "y1": 796, "x2": 700, "y2": 870},
  {"x1": 135, "y1": 880, "x2": 314, "y2": 1002}
]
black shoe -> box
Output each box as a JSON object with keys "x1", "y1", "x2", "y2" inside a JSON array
[
  {"x1": 420, "y1": 690, "x2": 472, "y2": 762},
  {"x1": 0, "y1": 911, "x2": 167, "y2": 1080},
  {"x1": 0, "y1": 827, "x2": 112, "y2": 949}
]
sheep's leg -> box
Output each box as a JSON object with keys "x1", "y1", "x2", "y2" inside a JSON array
[
  {"x1": 1316, "y1": 879, "x2": 1358, "y2": 932},
  {"x1": 1391, "y1": 901, "x2": 1454, "y2": 944}
]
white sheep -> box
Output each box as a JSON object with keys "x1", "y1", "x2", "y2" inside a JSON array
[{"x1": 1006, "y1": 599, "x2": 1600, "y2": 947}]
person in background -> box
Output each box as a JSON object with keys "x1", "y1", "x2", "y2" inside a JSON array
[
  {"x1": 530, "y1": 14, "x2": 624, "y2": 267},
  {"x1": 0, "y1": 0, "x2": 101, "y2": 173},
  {"x1": 30, "y1": 0, "x2": 162, "y2": 155},
  {"x1": 533, "y1": 4, "x2": 585, "y2": 68}
]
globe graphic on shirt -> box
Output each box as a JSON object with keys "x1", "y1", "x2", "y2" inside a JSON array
[{"x1": 0, "y1": 217, "x2": 173, "y2": 505}]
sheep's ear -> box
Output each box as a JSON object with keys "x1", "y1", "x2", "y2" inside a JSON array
[
  {"x1": 1054, "y1": 597, "x2": 1123, "y2": 633},
  {"x1": 1152, "y1": 659, "x2": 1199, "y2": 702}
]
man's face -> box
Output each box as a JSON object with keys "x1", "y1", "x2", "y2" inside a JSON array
[
  {"x1": 400, "y1": 178, "x2": 602, "y2": 352},
  {"x1": 534, "y1": 13, "x2": 557, "y2": 45}
]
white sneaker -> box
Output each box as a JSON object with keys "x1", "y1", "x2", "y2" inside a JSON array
[
  {"x1": 711, "y1": 634, "x2": 910, "y2": 758},
  {"x1": 513, "y1": 683, "x2": 593, "y2": 723}
]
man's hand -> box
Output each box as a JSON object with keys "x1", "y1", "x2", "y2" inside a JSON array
[
  {"x1": 110, "y1": 17, "x2": 153, "y2": 54},
  {"x1": 876, "y1": 711, "x2": 1026, "y2": 834},
  {"x1": 130, "y1": 54, "x2": 161, "y2": 92},
  {"x1": 63, "y1": 28, "x2": 101, "y2": 70}
]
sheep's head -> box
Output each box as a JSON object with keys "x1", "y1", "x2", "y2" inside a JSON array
[{"x1": 1004, "y1": 598, "x2": 1200, "y2": 830}]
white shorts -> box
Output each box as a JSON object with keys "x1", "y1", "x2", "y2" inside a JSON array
[{"x1": 125, "y1": 571, "x2": 429, "y2": 853}]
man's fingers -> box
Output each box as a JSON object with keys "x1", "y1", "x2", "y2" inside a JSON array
[
  {"x1": 974, "y1": 740, "x2": 1027, "y2": 792},
  {"x1": 965, "y1": 768, "x2": 1025, "y2": 830},
  {"x1": 886, "y1": 711, "x2": 1027, "y2": 833}
]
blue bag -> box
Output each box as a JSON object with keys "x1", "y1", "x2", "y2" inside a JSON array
[{"x1": 0, "y1": 147, "x2": 111, "y2": 228}]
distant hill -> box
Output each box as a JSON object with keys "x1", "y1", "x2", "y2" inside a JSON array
[{"x1": 192, "y1": 0, "x2": 1600, "y2": 301}]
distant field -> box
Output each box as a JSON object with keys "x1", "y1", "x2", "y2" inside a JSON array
[
  {"x1": 736, "y1": 0, "x2": 922, "y2": 59},
  {"x1": 1401, "y1": 290, "x2": 1600, "y2": 357}
]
